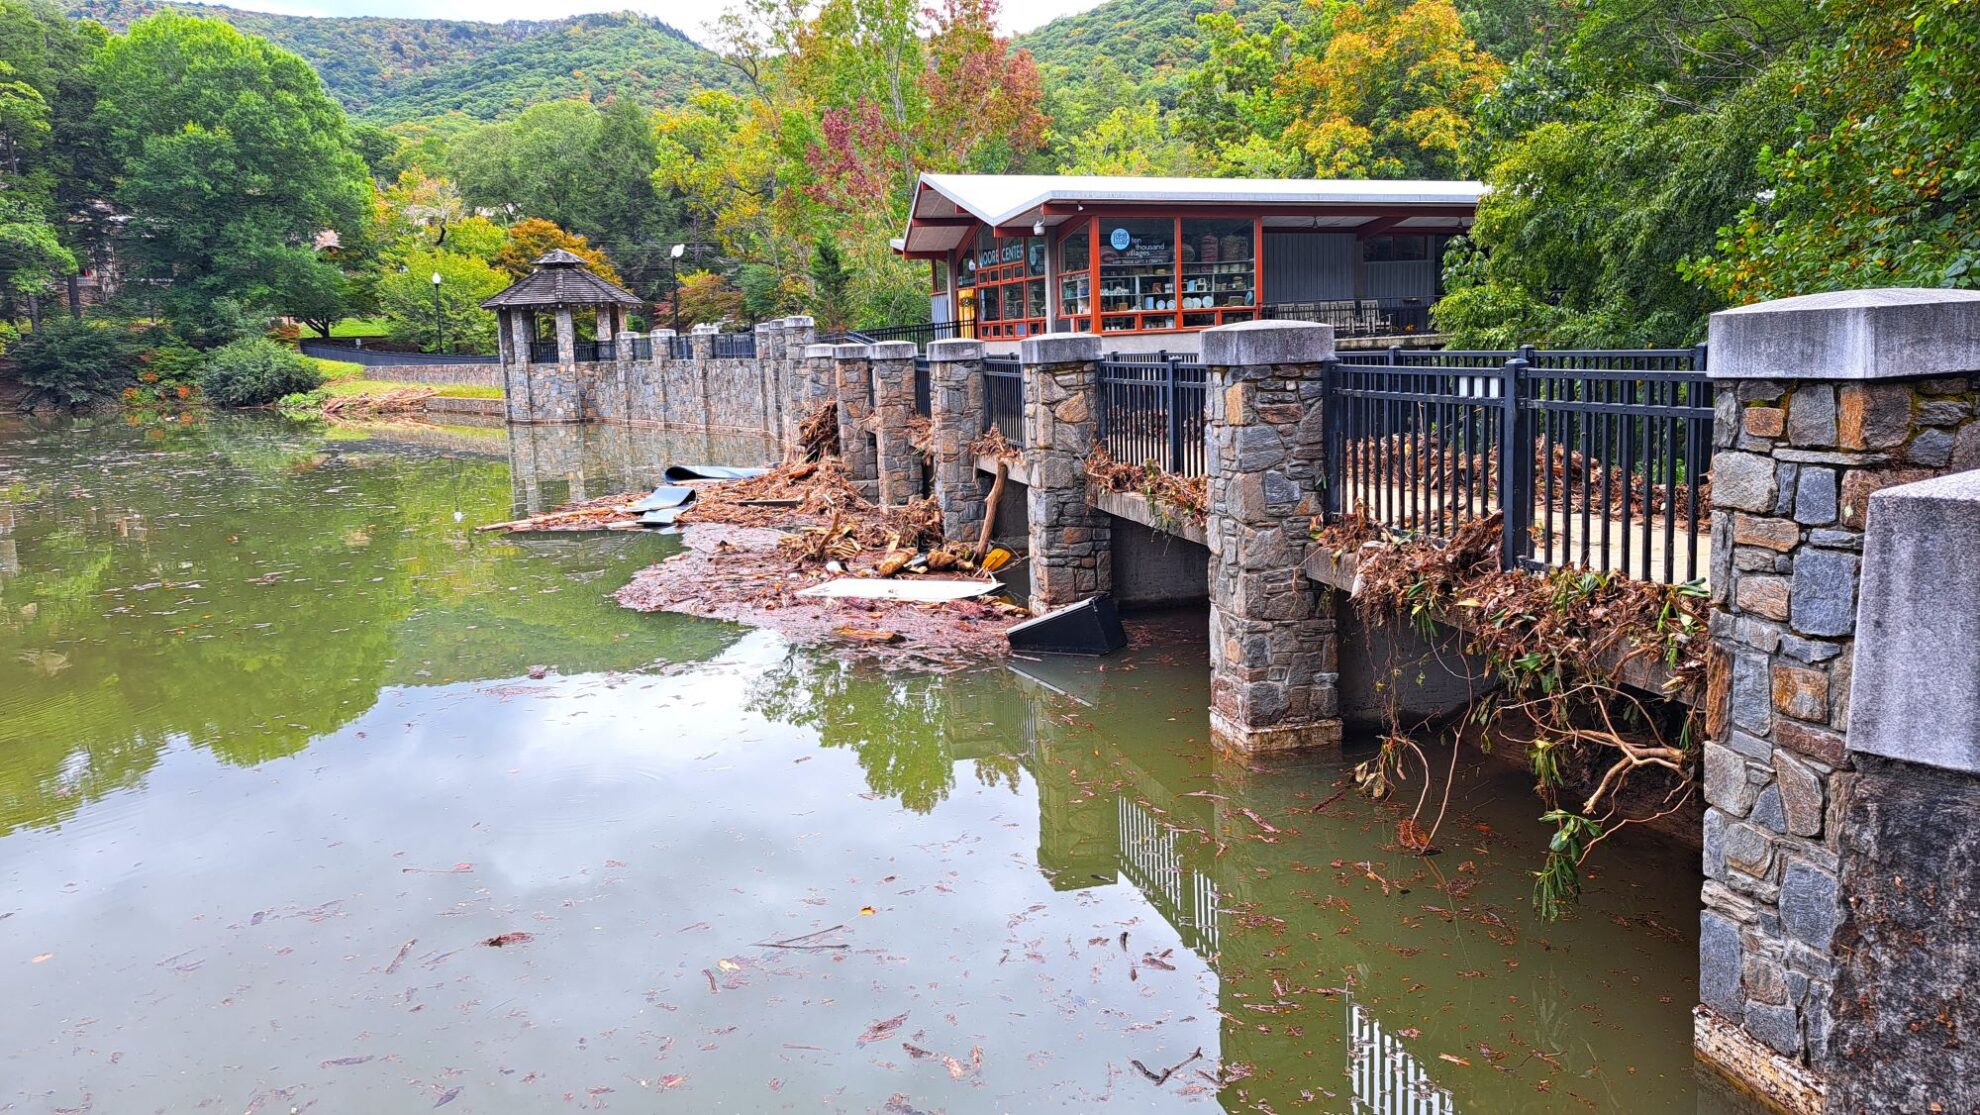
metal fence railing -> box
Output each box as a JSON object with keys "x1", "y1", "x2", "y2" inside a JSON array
[
  {"x1": 712, "y1": 332, "x2": 757, "y2": 358},
  {"x1": 913, "y1": 356, "x2": 931, "y2": 418},
  {"x1": 668, "y1": 333, "x2": 694, "y2": 359},
  {"x1": 1098, "y1": 352, "x2": 1208, "y2": 476},
  {"x1": 824, "y1": 320, "x2": 967, "y2": 351},
  {"x1": 631, "y1": 335, "x2": 653, "y2": 361},
  {"x1": 572, "y1": 339, "x2": 613, "y2": 363},
  {"x1": 982, "y1": 356, "x2": 1025, "y2": 446},
  {"x1": 299, "y1": 339, "x2": 495, "y2": 366},
  {"x1": 529, "y1": 340, "x2": 559, "y2": 363},
  {"x1": 1325, "y1": 347, "x2": 1715, "y2": 584},
  {"x1": 1262, "y1": 298, "x2": 1435, "y2": 338}
]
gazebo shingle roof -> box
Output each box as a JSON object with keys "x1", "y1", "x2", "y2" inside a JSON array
[{"x1": 482, "y1": 249, "x2": 643, "y2": 310}]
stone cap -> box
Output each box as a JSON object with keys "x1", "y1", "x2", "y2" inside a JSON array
[
  {"x1": 691, "y1": 323, "x2": 720, "y2": 335},
  {"x1": 1201, "y1": 319, "x2": 1334, "y2": 367},
  {"x1": 614, "y1": 330, "x2": 640, "y2": 341},
  {"x1": 783, "y1": 315, "x2": 815, "y2": 328},
  {"x1": 870, "y1": 341, "x2": 918, "y2": 360},
  {"x1": 927, "y1": 338, "x2": 985, "y2": 361},
  {"x1": 1849, "y1": 469, "x2": 1980, "y2": 775},
  {"x1": 803, "y1": 343, "x2": 838, "y2": 359},
  {"x1": 1708, "y1": 287, "x2": 1980, "y2": 381},
  {"x1": 832, "y1": 343, "x2": 872, "y2": 360},
  {"x1": 650, "y1": 329, "x2": 676, "y2": 339},
  {"x1": 754, "y1": 321, "x2": 779, "y2": 335},
  {"x1": 1019, "y1": 332, "x2": 1101, "y2": 365}
]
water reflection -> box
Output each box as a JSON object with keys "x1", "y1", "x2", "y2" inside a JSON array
[
  {"x1": 0, "y1": 415, "x2": 1747, "y2": 1113},
  {"x1": 505, "y1": 423, "x2": 775, "y2": 515}
]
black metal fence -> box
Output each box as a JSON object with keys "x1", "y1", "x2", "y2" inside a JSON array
[
  {"x1": 1098, "y1": 353, "x2": 1208, "y2": 476},
  {"x1": 1262, "y1": 298, "x2": 1435, "y2": 338},
  {"x1": 712, "y1": 332, "x2": 756, "y2": 358},
  {"x1": 913, "y1": 356, "x2": 931, "y2": 418},
  {"x1": 573, "y1": 339, "x2": 613, "y2": 363},
  {"x1": 529, "y1": 340, "x2": 559, "y2": 363},
  {"x1": 301, "y1": 340, "x2": 495, "y2": 366},
  {"x1": 668, "y1": 333, "x2": 694, "y2": 359},
  {"x1": 631, "y1": 335, "x2": 653, "y2": 361},
  {"x1": 827, "y1": 320, "x2": 967, "y2": 350},
  {"x1": 983, "y1": 356, "x2": 1025, "y2": 446},
  {"x1": 1326, "y1": 346, "x2": 1714, "y2": 584}
]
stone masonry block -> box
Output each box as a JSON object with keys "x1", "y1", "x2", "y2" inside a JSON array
[
  {"x1": 1201, "y1": 319, "x2": 1335, "y2": 367},
  {"x1": 1707, "y1": 287, "x2": 1980, "y2": 382}
]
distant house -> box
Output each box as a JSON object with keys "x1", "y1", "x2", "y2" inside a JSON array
[{"x1": 893, "y1": 173, "x2": 1483, "y2": 348}]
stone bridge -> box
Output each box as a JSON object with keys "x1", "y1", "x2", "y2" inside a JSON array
[{"x1": 497, "y1": 290, "x2": 1980, "y2": 1114}]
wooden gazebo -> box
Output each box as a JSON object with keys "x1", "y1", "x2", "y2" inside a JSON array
[{"x1": 482, "y1": 249, "x2": 644, "y2": 365}]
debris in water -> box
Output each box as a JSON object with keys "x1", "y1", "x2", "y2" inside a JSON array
[{"x1": 481, "y1": 932, "x2": 533, "y2": 947}]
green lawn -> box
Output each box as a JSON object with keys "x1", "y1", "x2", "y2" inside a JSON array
[
  {"x1": 322, "y1": 317, "x2": 390, "y2": 338},
  {"x1": 309, "y1": 358, "x2": 504, "y2": 400}
]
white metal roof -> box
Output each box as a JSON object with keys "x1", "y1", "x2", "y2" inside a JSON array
[{"x1": 900, "y1": 173, "x2": 1485, "y2": 254}]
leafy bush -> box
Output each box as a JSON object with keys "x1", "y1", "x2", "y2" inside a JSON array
[
  {"x1": 9, "y1": 317, "x2": 142, "y2": 410},
  {"x1": 198, "y1": 338, "x2": 324, "y2": 407},
  {"x1": 275, "y1": 388, "x2": 329, "y2": 417}
]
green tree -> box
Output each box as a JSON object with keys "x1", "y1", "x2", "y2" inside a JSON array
[
  {"x1": 92, "y1": 12, "x2": 369, "y2": 344},
  {"x1": 1689, "y1": 0, "x2": 1980, "y2": 300},
  {"x1": 1058, "y1": 103, "x2": 1201, "y2": 175},
  {"x1": 376, "y1": 246, "x2": 508, "y2": 353},
  {"x1": 807, "y1": 237, "x2": 852, "y2": 331}
]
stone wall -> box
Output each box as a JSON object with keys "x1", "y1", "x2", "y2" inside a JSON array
[
  {"x1": 1697, "y1": 288, "x2": 1980, "y2": 1114},
  {"x1": 498, "y1": 317, "x2": 817, "y2": 450}
]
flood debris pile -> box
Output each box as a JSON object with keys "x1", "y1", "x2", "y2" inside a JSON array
[
  {"x1": 583, "y1": 461, "x2": 1031, "y2": 664},
  {"x1": 1324, "y1": 510, "x2": 1708, "y2": 918},
  {"x1": 1086, "y1": 447, "x2": 1209, "y2": 528}
]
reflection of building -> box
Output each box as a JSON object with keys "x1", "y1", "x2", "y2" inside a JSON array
[{"x1": 1348, "y1": 997, "x2": 1457, "y2": 1115}]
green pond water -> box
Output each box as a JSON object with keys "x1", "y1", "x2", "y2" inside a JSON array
[{"x1": 0, "y1": 414, "x2": 1755, "y2": 1113}]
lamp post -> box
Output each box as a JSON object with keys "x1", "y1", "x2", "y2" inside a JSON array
[
  {"x1": 669, "y1": 243, "x2": 685, "y2": 334},
  {"x1": 430, "y1": 271, "x2": 444, "y2": 354}
]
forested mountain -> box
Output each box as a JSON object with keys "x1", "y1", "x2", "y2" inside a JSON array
[
  {"x1": 59, "y1": 0, "x2": 739, "y2": 120},
  {"x1": 1018, "y1": 0, "x2": 1295, "y2": 95}
]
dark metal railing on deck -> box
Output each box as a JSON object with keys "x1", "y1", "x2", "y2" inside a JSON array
[
  {"x1": 1098, "y1": 352, "x2": 1207, "y2": 476},
  {"x1": 1325, "y1": 346, "x2": 1714, "y2": 584},
  {"x1": 712, "y1": 332, "x2": 756, "y2": 358},
  {"x1": 982, "y1": 356, "x2": 1025, "y2": 446},
  {"x1": 1262, "y1": 298, "x2": 1435, "y2": 337}
]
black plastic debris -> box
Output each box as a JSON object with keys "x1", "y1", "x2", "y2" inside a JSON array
[{"x1": 1006, "y1": 594, "x2": 1127, "y2": 657}]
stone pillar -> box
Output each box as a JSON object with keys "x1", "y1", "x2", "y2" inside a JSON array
[
  {"x1": 504, "y1": 309, "x2": 535, "y2": 425},
  {"x1": 691, "y1": 323, "x2": 716, "y2": 362},
  {"x1": 833, "y1": 343, "x2": 878, "y2": 493},
  {"x1": 869, "y1": 340, "x2": 922, "y2": 506},
  {"x1": 756, "y1": 321, "x2": 784, "y2": 444},
  {"x1": 1695, "y1": 288, "x2": 1980, "y2": 1114},
  {"x1": 554, "y1": 307, "x2": 576, "y2": 366},
  {"x1": 781, "y1": 317, "x2": 818, "y2": 454},
  {"x1": 1202, "y1": 320, "x2": 1340, "y2": 753},
  {"x1": 611, "y1": 330, "x2": 638, "y2": 422},
  {"x1": 1020, "y1": 332, "x2": 1107, "y2": 614},
  {"x1": 929, "y1": 338, "x2": 987, "y2": 544}
]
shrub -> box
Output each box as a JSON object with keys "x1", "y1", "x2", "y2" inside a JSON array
[
  {"x1": 9, "y1": 317, "x2": 142, "y2": 410},
  {"x1": 198, "y1": 338, "x2": 323, "y2": 407}
]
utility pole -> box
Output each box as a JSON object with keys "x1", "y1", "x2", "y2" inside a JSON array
[{"x1": 669, "y1": 243, "x2": 685, "y2": 334}]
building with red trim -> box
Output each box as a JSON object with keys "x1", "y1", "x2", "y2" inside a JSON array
[{"x1": 894, "y1": 174, "x2": 1483, "y2": 350}]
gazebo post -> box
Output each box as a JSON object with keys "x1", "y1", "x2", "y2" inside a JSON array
[{"x1": 553, "y1": 307, "x2": 576, "y2": 367}]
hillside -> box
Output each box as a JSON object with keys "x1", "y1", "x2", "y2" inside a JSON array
[
  {"x1": 60, "y1": 0, "x2": 740, "y2": 121},
  {"x1": 1017, "y1": 0, "x2": 1300, "y2": 96}
]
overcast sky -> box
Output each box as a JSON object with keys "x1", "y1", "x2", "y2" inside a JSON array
[{"x1": 196, "y1": 0, "x2": 1106, "y2": 37}]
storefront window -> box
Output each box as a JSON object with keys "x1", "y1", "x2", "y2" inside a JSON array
[
  {"x1": 1179, "y1": 218, "x2": 1256, "y2": 329},
  {"x1": 1098, "y1": 218, "x2": 1178, "y2": 332},
  {"x1": 970, "y1": 232, "x2": 1047, "y2": 339},
  {"x1": 1058, "y1": 227, "x2": 1091, "y2": 329}
]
